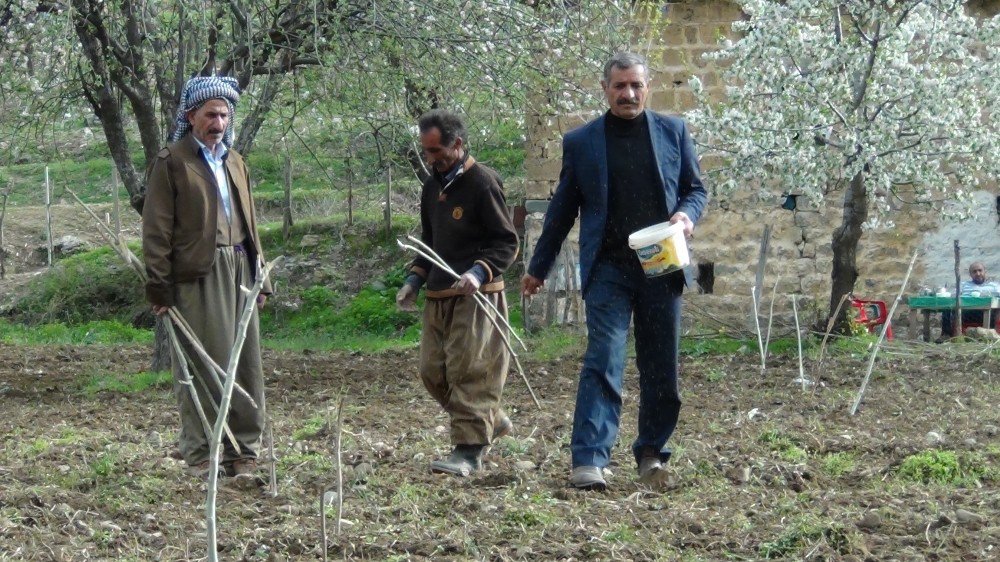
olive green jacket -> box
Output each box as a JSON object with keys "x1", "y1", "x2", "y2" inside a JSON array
[{"x1": 141, "y1": 134, "x2": 272, "y2": 307}]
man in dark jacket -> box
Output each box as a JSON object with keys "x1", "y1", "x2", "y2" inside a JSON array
[
  {"x1": 396, "y1": 109, "x2": 519, "y2": 476},
  {"x1": 522, "y1": 53, "x2": 708, "y2": 490},
  {"x1": 142, "y1": 76, "x2": 272, "y2": 479}
]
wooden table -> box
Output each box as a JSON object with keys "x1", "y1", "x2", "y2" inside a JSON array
[{"x1": 907, "y1": 295, "x2": 1000, "y2": 342}]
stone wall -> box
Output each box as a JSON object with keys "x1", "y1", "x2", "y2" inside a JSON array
[{"x1": 522, "y1": 0, "x2": 1000, "y2": 336}]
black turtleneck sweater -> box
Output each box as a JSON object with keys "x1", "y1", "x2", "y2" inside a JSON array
[{"x1": 599, "y1": 111, "x2": 667, "y2": 265}]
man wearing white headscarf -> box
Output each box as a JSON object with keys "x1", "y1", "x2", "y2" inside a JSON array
[{"x1": 142, "y1": 76, "x2": 272, "y2": 480}]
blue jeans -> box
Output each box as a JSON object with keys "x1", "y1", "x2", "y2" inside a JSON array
[{"x1": 571, "y1": 259, "x2": 683, "y2": 469}]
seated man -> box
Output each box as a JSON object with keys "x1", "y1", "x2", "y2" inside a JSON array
[{"x1": 940, "y1": 261, "x2": 1000, "y2": 338}]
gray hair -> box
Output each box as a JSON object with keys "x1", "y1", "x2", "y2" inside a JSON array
[
  {"x1": 603, "y1": 52, "x2": 649, "y2": 83},
  {"x1": 418, "y1": 109, "x2": 467, "y2": 147}
]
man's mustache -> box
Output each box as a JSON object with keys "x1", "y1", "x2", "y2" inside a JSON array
[{"x1": 617, "y1": 98, "x2": 638, "y2": 105}]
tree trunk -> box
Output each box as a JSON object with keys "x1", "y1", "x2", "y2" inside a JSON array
[
  {"x1": 152, "y1": 317, "x2": 172, "y2": 373},
  {"x1": 828, "y1": 171, "x2": 869, "y2": 332}
]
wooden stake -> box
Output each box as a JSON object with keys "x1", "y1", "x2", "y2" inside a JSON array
[
  {"x1": 791, "y1": 295, "x2": 809, "y2": 391},
  {"x1": 335, "y1": 393, "x2": 345, "y2": 536},
  {"x1": 267, "y1": 417, "x2": 278, "y2": 497},
  {"x1": 45, "y1": 166, "x2": 53, "y2": 267},
  {"x1": 851, "y1": 250, "x2": 919, "y2": 415},
  {"x1": 751, "y1": 285, "x2": 765, "y2": 374},
  {"x1": 953, "y1": 240, "x2": 961, "y2": 337}
]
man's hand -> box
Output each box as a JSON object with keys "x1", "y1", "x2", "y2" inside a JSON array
[
  {"x1": 256, "y1": 294, "x2": 268, "y2": 310},
  {"x1": 396, "y1": 284, "x2": 418, "y2": 312},
  {"x1": 669, "y1": 211, "x2": 694, "y2": 236},
  {"x1": 453, "y1": 272, "x2": 481, "y2": 295},
  {"x1": 152, "y1": 305, "x2": 171, "y2": 316},
  {"x1": 521, "y1": 274, "x2": 544, "y2": 298}
]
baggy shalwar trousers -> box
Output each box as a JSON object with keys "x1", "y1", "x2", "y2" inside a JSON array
[
  {"x1": 419, "y1": 292, "x2": 511, "y2": 445},
  {"x1": 171, "y1": 246, "x2": 265, "y2": 465}
]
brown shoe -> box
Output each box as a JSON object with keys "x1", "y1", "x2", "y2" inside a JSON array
[{"x1": 225, "y1": 458, "x2": 258, "y2": 478}]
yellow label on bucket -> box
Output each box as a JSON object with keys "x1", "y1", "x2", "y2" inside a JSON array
[{"x1": 635, "y1": 242, "x2": 680, "y2": 276}]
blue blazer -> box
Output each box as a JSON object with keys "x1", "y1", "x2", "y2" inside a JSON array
[{"x1": 527, "y1": 110, "x2": 709, "y2": 294}]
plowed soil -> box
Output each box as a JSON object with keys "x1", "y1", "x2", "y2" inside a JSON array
[{"x1": 2, "y1": 340, "x2": 998, "y2": 561}]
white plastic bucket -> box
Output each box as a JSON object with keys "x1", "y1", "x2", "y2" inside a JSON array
[{"x1": 627, "y1": 221, "x2": 689, "y2": 277}]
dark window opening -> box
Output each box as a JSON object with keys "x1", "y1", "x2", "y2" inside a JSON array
[{"x1": 697, "y1": 262, "x2": 715, "y2": 294}]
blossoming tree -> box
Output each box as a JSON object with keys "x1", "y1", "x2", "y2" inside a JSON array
[
  {"x1": 0, "y1": 0, "x2": 652, "y2": 206},
  {"x1": 688, "y1": 0, "x2": 1000, "y2": 328}
]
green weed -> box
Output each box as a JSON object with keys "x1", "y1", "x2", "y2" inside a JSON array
[
  {"x1": 90, "y1": 452, "x2": 119, "y2": 479},
  {"x1": 502, "y1": 508, "x2": 553, "y2": 528},
  {"x1": 706, "y1": 368, "x2": 725, "y2": 382},
  {"x1": 897, "y1": 450, "x2": 990, "y2": 486},
  {"x1": 759, "y1": 521, "x2": 850, "y2": 558}
]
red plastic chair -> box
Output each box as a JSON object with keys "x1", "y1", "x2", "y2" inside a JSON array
[{"x1": 849, "y1": 297, "x2": 893, "y2": 340}]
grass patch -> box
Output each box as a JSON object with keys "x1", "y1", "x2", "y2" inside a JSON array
[
  {"x1": 524, "y1": 324, "x2": 586, "y2": 361},
  {"x1": 821, "y1": 452, "x2": 857, "y2": 478},
  {"x1": 261, "y1": 272, "x2": 420, "y2": 351},
  {"x1": 603, "y1": 524, "x2": 638, "y2": 544},
  {"x1": 0, "y1": 319, "x2": 152, "y2": 345},
  {"x1": 79, "y1": 370, "x2": 172, "y2": 396},
  {"x1": 502, "y1": 508, "x2": 553, "y2": 528},
  {"x1": 896, "y1": 449, "x2": 992, "y2": 486},
  {"x1": 292, "y1": 415, "x2": 329, "y2": 440},
  {"x1": 759, "y1": 429, "x2": 808, "y2": 463},
  {"x1": 8, "y1": 245, "x2": 145, "y2": 324}
]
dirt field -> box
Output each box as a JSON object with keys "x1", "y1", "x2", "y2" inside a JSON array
[{"x1": 1, "y1": 340, "x2": 998, "y2": 561}]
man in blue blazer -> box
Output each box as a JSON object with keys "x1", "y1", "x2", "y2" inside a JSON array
[{"x1": 522, "y1": 52, "x2": 708, "y2": 490}]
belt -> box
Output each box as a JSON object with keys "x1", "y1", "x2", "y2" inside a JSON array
[
  {"x1": 425, "y1": 279, "x2": 505, "y2": 299},
  {"x1": 218, "y1": 242, "x2": 248, "y2": 254}
]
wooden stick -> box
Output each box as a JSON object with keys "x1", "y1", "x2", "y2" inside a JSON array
[
  {"x1": 751, "y1": 286, "x2": 765, "y2": 374},
  {"x1": 791, "y1": 294, "x2": 809, "y2": 391},
  {"x1": 206, "y1": 257, "x2": 280, "y2": 562},
  {"x1": 817, "y1": 293, "x2": 851, "y2": 368},
  {"x1": 953, "y1": 240, "x2": 961, "y2": 338},
  {"x1": 851, "y1": 250, "x2": 919, "y2": 416},
  {"x1": 45, "y1": 166, "x2": 53, "y2": 267},
  {"x1": 164, "y1": 321, "x2": 214, "y2": 439},
  {"x1": 320, "y1": 485, "x2": 328, "y2": 562},
  {"x1": 763, "y1": 276, "x2": 780, "y2": 360},
  {"x1": 334, "y1": 393, "x2": 345, "y2": 536},
  {"x1": 405, "y1": 235, "x2": 527, "y2": 351},
  {"x1": 267, "y1": 416, "x2": 278, "y2": 497},
  {"x1": 397, "y1": 240, "x2": 542, "y2": 409}
]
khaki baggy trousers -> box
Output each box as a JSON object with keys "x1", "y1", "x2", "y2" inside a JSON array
[
  {"x1": 171, "y1": 247, "x2": 265, "y2": 465},
  {"x1": 419, "y1": 291, "x2": 511, "y2": 445}
]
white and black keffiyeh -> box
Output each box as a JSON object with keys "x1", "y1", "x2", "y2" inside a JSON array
[{"x1": 171, "y1": 76, "x2": 241, "y2": 146}]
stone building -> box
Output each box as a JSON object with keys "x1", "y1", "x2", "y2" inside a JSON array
[{"x1": 521, "y1": 0, "x2": 1000, "y2": 337}]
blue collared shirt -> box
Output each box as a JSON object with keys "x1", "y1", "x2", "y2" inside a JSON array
[
  {"x1": 960, "y1": 279, "x2": 1000, "y2": 296},
  {"x1": 193, "y1": 137, "x2": 232, "y2": 222}
]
